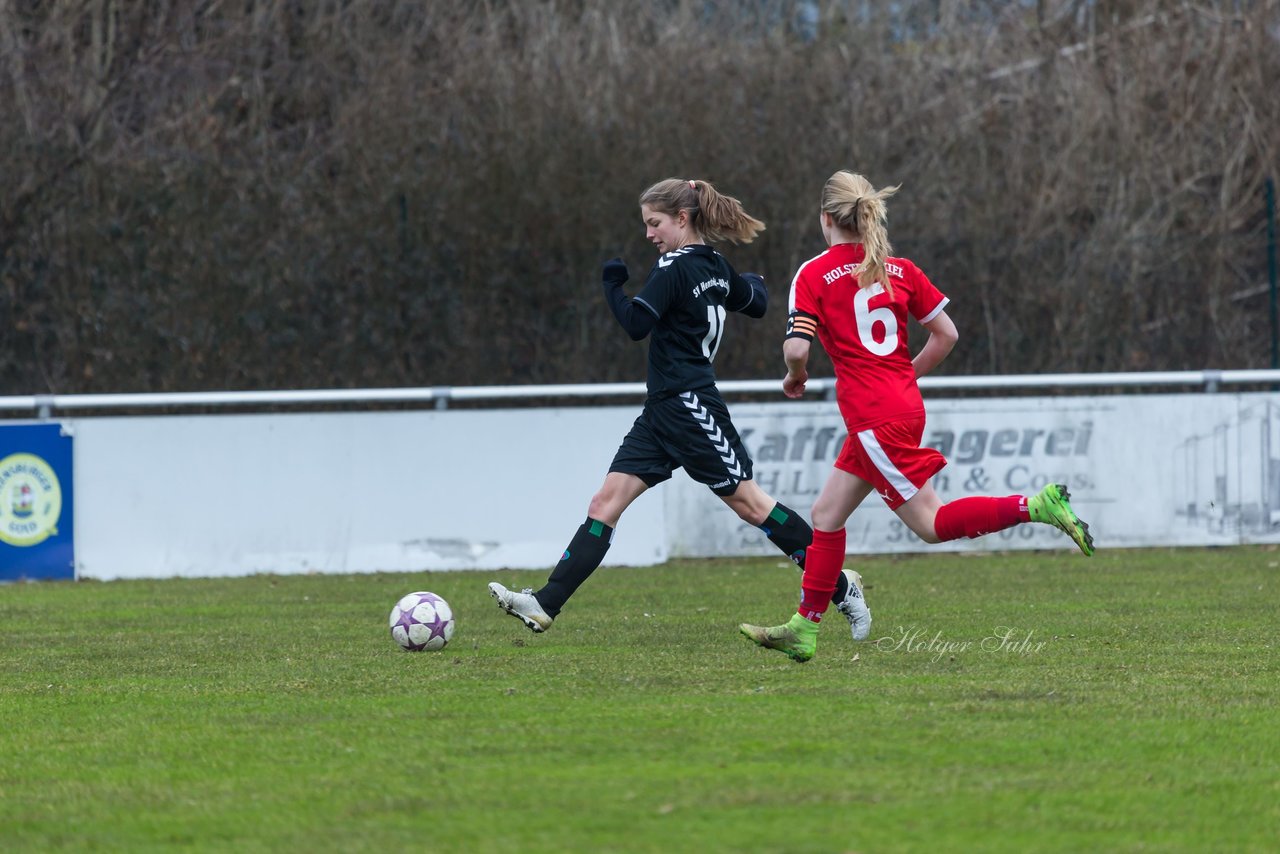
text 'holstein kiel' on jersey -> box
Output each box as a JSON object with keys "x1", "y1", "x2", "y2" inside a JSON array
[{"x1": 603, "y1": 245, "x2": 768, "y2": 398}]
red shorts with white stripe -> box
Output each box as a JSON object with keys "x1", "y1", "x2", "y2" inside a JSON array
[{"x1": 835, "y1": 417, "x2": 947, "y2": 510}]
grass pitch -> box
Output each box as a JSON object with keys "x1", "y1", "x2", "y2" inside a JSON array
[{"x1": 2, "y1": 547, "x2": 1278, "y2": 853}]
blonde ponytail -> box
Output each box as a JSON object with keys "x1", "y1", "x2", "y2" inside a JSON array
[{"x1": 821, "y1": 171, "x2": 900, "y2": 292}]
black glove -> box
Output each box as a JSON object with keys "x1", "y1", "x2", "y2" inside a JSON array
[
  {"x1": 602, "y1": 257, "x2": 629, "y2": 287},
  {"x1": 741, "y1": 272, "x2": 764, "y2": 289}
]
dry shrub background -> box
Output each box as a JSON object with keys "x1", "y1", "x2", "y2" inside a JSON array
[{"x1": 1, "y1": 0, "x2": 1277, "y2": 393}]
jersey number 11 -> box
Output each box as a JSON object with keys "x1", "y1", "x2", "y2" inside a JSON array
[{"x1": 702, "y1": 305, "x2": 727, "y2": 361}]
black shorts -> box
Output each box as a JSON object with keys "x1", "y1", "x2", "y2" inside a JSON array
[{"x1": 609, "y1": 388, "x2": 754, "y2": 496}]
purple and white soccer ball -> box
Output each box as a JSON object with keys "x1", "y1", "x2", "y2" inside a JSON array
[{"x1": 389, "y1": 591, "x2": 455, "y2": 652}]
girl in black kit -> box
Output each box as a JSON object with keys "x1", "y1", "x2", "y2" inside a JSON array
[{"x1": 489, "y1": 178, "x2": 870, "y2": 638}]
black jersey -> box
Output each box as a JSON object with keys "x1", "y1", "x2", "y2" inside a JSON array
[{"x1": 627, "y1": 244, "x2": 764, "y2": 398}]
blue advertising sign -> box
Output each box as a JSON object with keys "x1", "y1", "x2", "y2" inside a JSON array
[{"x1": 0, "y1": 423, "x2": 75, "y2": 581}]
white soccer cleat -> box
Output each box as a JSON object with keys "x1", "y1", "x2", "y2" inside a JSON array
[
  {"x1": 488, "y1": 582, "x2": 553, "y2": 633},
  {"x1": 834, "y1": 569, "x2": 872, "y2": 641}
]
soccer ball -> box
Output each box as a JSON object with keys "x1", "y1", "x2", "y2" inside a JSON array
[{"x1": 389, "y1": 591, "x2": 455, "y2": 652}]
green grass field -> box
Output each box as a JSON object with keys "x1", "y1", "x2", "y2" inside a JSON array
[{"x1": 2, "y1": 547, "x2": 1278, "y2": 853}]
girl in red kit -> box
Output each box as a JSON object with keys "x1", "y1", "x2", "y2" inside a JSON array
[{"x1": 740, "y1": 170, "x2": 1094, "y2": 662}]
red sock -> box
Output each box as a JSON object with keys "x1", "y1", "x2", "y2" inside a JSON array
[
  {"x1": 934, "y1": 496, "x2": 1029, "y2": 541},
  {"x1": 797, "y1": 528, "x2": 845, "y2": 622}
]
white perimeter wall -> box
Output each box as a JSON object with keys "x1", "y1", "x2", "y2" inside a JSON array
[
  {"x1": 66, "y1": 407, "x2": 664, "y2": 580},
  {"x1": 21, "y1": 391, "x2": 1279, "y2": 580},
  {"x1": 667, "y1": 392, "x2": 1280, "y2": 558}
]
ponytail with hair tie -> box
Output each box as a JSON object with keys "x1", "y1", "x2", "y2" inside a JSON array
[{"x1": 820, "y1": 170, "x2": 900, "y2": 293}]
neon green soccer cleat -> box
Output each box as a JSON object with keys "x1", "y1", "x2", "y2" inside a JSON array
[
  {"x1": 739, "y1": 613, "x2": 819, "y2": 663},
  {"x1": 1028, "y1": 483, "x2": 1095, "y2": 556}
]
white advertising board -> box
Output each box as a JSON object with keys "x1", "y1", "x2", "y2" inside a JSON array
[
  {"x1": 67, "y1": 407, "x2": 666, "y2": 580},
  {"x1": 15, "y1": 390, "x2": 1277, "y2": 580},
  {"x1": 666, "y1": 392, "x2": 1280, "y2": 557}
]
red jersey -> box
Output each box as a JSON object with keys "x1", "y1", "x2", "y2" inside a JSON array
[{"x1": 786, "y1": 243, "x2": 949, "y2": 431}]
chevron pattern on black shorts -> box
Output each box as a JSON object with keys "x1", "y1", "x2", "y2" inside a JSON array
[{"x1": 679, "y1": 391, "x2": 746, "y2": 480}]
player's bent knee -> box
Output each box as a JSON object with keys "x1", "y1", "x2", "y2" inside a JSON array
[
  {"x1": 897, "y1": 511, "x2": 942, "y2": 543},
  {"x1": 719, "y1": 482, "x2": 772, "y2": 526},
  {"x1": 586, "y1": 493, "x2": 611, "y2": 520},
  {"x1": 587, "y1": 489, "x2": 629, "y2": 527}
]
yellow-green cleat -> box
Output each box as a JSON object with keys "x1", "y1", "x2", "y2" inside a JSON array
[
  {"x1": 1028, "y1": 483, "x2": 1095, "y2": 556},
  {"x1": 739, "y1": 613, "x2": 819, "y2": 663}
]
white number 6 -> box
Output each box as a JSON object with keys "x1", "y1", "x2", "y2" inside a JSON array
[{"x1": 854, "y1": 283, "x2": 897, "y2": 356}]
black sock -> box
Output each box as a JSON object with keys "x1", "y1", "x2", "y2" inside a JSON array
[
  {"x1": 832, "y1": 570, "x2": 849, "y2": 603},
  {"x1": 535, "y1": 518, "x2": 614, "y2": 617},
  {"x1": 760, "y1": 502, "x2": 812, "y2": 568}
]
